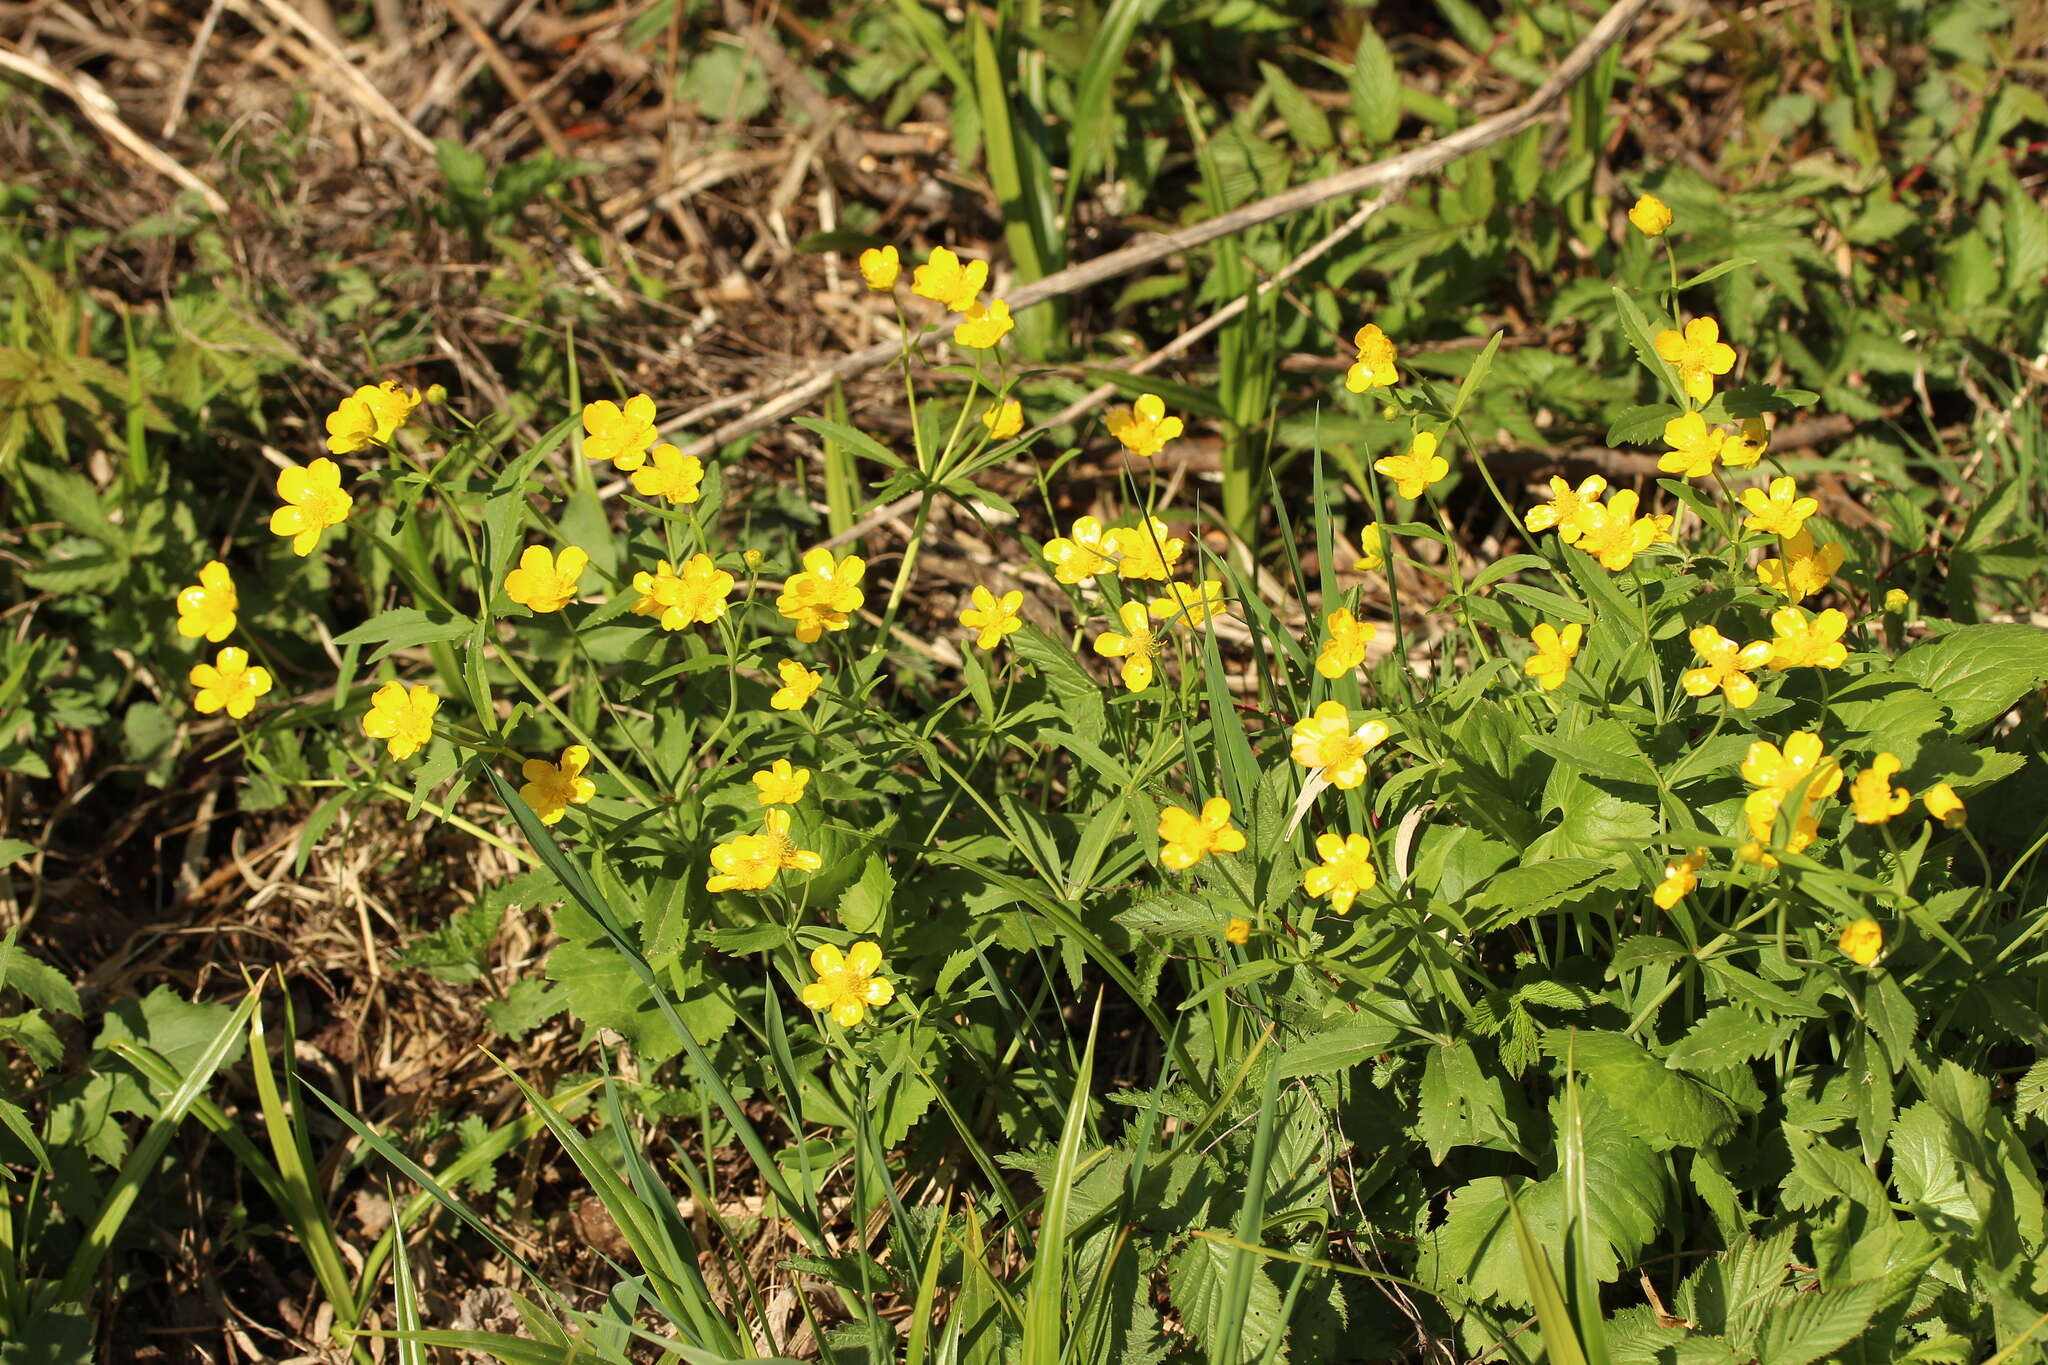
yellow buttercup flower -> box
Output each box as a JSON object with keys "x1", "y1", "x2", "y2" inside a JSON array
[
  {"x1": 1924, "y1": 782, "x2": 1965, "y2": 827},
  {"x1": 954, "y1": 298, "x2": 1014, "y2": 349},
  {"x1": 582, "y1": 395, "x2": 660, "y2": 471},
  {"x1": 1353, "y1": 522, "x2": 1386, "y2": 572},
  {"x1": 1628, "y1": 193, "x2": 1673, "y2": 238},
  {"x1": 981, "y1": 399, "x2": 1023, "y2": 441},
  {"x1": 752, "y1": 759, "x2": 811, "y2": 806},
  {"x1": 1724, "y1": 417, "x2": 1768, "y2": 468},
  {"x1": 1105, "y1": 394, "x2": 1183, "y2": 458},
  {"x1": 858, "y1": 245, "x2": 900, "y2": 290},
  {"x1": 1157, "y1": 798, "x2": 1245, "y2": 871},
  {"x1": 1524, "y1": 475, "x2": 1607, "y2": 545},
  {"x1": 1093, "y1": 601, "x2": 1160, "y2": 692},
  {"x1": 1224, "y1": 917, "x2": 1251, "y2": 946},
  {"x1": 1653, "y1": 848, "x2": 1706, "y2": 909},
  {"x1": 1652, "y1": 316, "x2": 1736, "y2": 404},
  {"x1": 188, "y1": 646, "x2": 271, "y2": 719},
  {"x1": 1375, "y1": 430, "x2": 1447, "y2": 499},
  {"x1": 1838, "y1": 918, "x2": 1884, "y2": 966},
  {"x1": 1756, "y1": 530, "x2": 1844, "y2": 603},
  {"x1": 1765, "y1": 606, "x2": 1848, "y2": 671},
  {"x1": 270, "y1": 458, "x2": 351, "y2": 557},
  {"x1": 959, "y1": 585, "x2": 1024, "y2": 651},
  {"x1": 505, "y1": 544, "x2": 589, "y2": 614},
  {"x1": 175, "y1": 561, "x2": 238, "y2": 643},
  {"x1": 1682, "y1": 625, "x2": 1772, "y2": 709},
  {"x1": 1315, "y1": 608, "x2": 1377, "y2": 679},
  {"x1": 911, "y1": 247, "x2": 987, "y2": 312},
  {"x1": 770, "y1": 658, "x2": 823, "y2": 711},
  {"x1": 800, "y1": 941, "x2": 895, "y2": 1026},
  {"x1": 1574, "y1": 489, "x2": 1672, "y2": 571},
  {"x1": 1345, "y1": 323, "x2": 1398, "y2": 392},
  {"x1": 1290, "y1": 701, "x2": 1389, "y2": 790},
  {"x1": 1740, "y1": 476, "x2": 1819, "y2": 539},
  {"x1": 1849, "y1": 753, "x2": 1910, "y2": 825},
  {"x1": 631, "y1": 554, "x2": 735, "y2": 630},
  {"x1": 1739, "y1": 730, "x2": 1839, "y2": 864},
  {"x1": 706, "y1": 807, "x2": 821, "y2": 892},
  {"x1": 324, "y1": 381, "x2": 420, "y2": 454},
  {"x1": 1303, "y1": 833, "x2": 1377, "y2": 914},
  {"x1": 776, "y1": 547, "x2": 866, "y2": 642},
  {"x1": 1523, "y1": 622, "x2": 1582, "y2": 692},
  {"x1": 630, "y1": 443, "x2": 704, "y2": 505},
  {"x1": 519, "y1": 745, "x2": 597, "y2": 825},
  {"x1": 1105, "y1": 518, "x2": 1184, "y2": 581},
  {"x1": 1043, "y1": 516, "x2": 1115, "y2": 583},
  {"x1": 1658, "y1": 411, "x2": 1724, "y2": 479},
  {"x1": 1150, "y1": 580, "x2": 1230, "y2": 630},
  {"x1": 362, "y1": 681, "x2": 439, "y2": 760}
]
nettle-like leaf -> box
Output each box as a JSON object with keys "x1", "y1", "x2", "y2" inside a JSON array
[
  {"x1": 1167, "y1": 1232, "x2": 1287, "y2": 1363},
  {"x1": 1893, "y1": 623, "x2": 2048, "y2": 733},
  {"x1": 1550, "y1": 1029, "x2": 1738, "y2": 1150}
]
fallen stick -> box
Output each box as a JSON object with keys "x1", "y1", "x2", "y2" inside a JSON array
[{"x1": 666, "y1": 0, "x2": 1655, "y2": 461}]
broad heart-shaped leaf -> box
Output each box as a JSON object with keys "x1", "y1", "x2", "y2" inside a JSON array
[
  {"x1": 1417, "y1": 1087, "x2": 1665, "y2": 1311},
  {"x1": 1549, "y1": 1029, "x2": 1737, "y2": 1150},
  {"x1": 1894, "y1": 622, "x2": 2048, "y2": 732},
  {"x1": 1167, "y1": 1232, "x2": 1286, "y2": 1364}
]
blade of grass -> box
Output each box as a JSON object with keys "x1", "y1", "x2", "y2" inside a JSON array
[{"x1": 1019, "y1": 995, "x2": 1100, "y2": 1365}]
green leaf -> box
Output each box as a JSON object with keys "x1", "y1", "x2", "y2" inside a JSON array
[
  {"x1": 1606, "y1": 402, "x2": 1684, "y2": 446},
  {"x1": 96, "y1": 986, "x2": 243, "y2": 1076},
  {"x1": 1554, "y1": 1029, "x2": 1736, "y2": 1149},
  {"x1": 1348, "y1": 22, "x2": 1401, "y2": 144},
  {"x1": 1663, "y1": 1006, "x2": 1789, "y2": 1073},
  {"x1": 0, "y1": 933, "x2": 80, "y2": 1016},
  {"x1": 1893, "y1": 623, "x2": 2048, "y2": 732},
  {"x1": 1167, "y1": 1232, "x2": 1286, "y2": 1364},
  {"x1": 1755, "y1": 1275, "x2": 1883, "y2": 1365},
  {"x1": 1470, "y1": 858, "x2": 1619, "y2": 925},
  {"x1": 1448, "y1": 330, "x2": 1504, "y2": 423},
  {"x1": 332, "y1": 608, "x2": 478, "y2": 657},
  {"x1": 22, "y1": 462, "x2": 124, "y2": 548}
]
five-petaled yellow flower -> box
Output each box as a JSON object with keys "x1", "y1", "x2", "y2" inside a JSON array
[
  {"x1": 1765, "y1": 606, "x2": 1848, "y2": 671},
  {"x1": 1106, "y1": 394, "x2": 1183, "y2": 458},
  {"x1": 1573, "y1": 489, "x2": 1672, "y2": 571},
  {"x1": 1303, "y1": 833, "x2": 1377, "y2": 914},
  {"x1": 801, "y1": 942, "x2": 895, "y2": 1026},
  {"x1": 954, "y1": 298, "x2": 1014, "y2": 349},
  {"x1": 1849, "y1": 753, "x2": 1910, "y2": 825},
  {"x1": 631, "y1": 554, "x2": 735, "y2": 630},
  {"x1": 1628, "y1": 193, "x2": 1673, "y2": 238},
  {"x1": 362, "y1": 681, "x2": 439, "y2": 760},
  {"x1": 1924, "y1": 782, "x2": 1965, "y2": 827},
  {"x1": 1290, "y1": 701, "x2": 1389, "y2": 790},
  {"x1": 325, "y1": 381, "x2": 420, "y2": 454},
  {"x1": 1524, "y1": 475, "x2": 1606, "y2": 544},
  {"x1": 631, "y1": 443, "x2": 704, "y2": 505},
  {"x1": 706, "y1": 807, "x2": 821, "y2": 892},
  {"x1": 1315, "y1": 608, "x2": 1377, "y2": 679},
  {"x1": 1151, "y1": 580, "x2": 1230, "y2": 630},
  {"x1": 1740, "y1": 476, "x2": 1819, "y2": 539},
  {"x1": 1043, "y1": 516, "x2": 1115, "y2": 583},
  {"x1": 1654, "y1": 848, "x2": 1706, "y2": 909},
  {"x1": 770, "y1": 658, "x2": 822, "y2": 711},
  {"x1": 519, "y1": 745, "x2": 597, "y2": 825},
  {"x1": 271, "y1": 458, "x2": 352, "y2": 557},
  {"x1": 1353, "y1": 522, "x2": 1386, "y2": 572},
  {"x1": 1756, "y1": 530, "x2": 1843, "y2": 603},
  {"x1": 1739, "y1": 730, "x2": 1840, "y2": 864},
  {"x1": 505, "y1": 545, "x2": 588, "y2": 614},
  {"x1": 1523, "y1": 622, "x2": 1582, "y2": 692},
  {"x1": 777, "y1": 547, "x2": 866, "y2": 642},
  {"x1": 1838, "y1": 918, "x2": 1884, "y2": 966},
  {"x1": 959, "y1": 585, "x2": 1024, "y2": 651},
  {"x1": 1093, "y1": 601, "x2": 1161, "y2": 692},
  {"x1": 176, "y1": 561, "x2": 238, "y2": 643},
  {"x1": 1224, "y1": 917, "x2": 1251, "y2": 946},
  {"x1": 1658, "y1": 411, "x2": 1724, "y2": 479},
  {"x1": 911, "y1": 247, "x2": 987, "y2": 312},
  {"x1": 1682, "y1": 625, "x2": 1773, "y2": 709},
  {"x1": 858, "y1": 245, "x2": 899, "y2": 291},
  {"x1": 582, "y1": 395, "x2": 660, "y2": 471},
  {"x1": 1106, "y1": 518, "x2": 1184, "y2": 580},
  {"x1": 981, "y1": 399, "x2": 1023, "y2": 441},
  {"x1": 1375, "y1": 431, "x2": 1447, "y2": 499},
  {"x1": 1157, "y1": 798, "x2": 1245, "y2": 871},
  {"x1": 1724, "y1": 417, "x2": 1768, "y2": 468},
  {"x1": 1653, "y1": 316, "x2": 1737, "y2": 404},
  {"x1": 189, "y1": 646, "x2": 272, "y2": 719},
  {"x1": 752, "y1": 759, "x2": 811, "y2": 806},
  {"x1": 1345, "y1": 323, "x2": 1398, "y2": 392}
]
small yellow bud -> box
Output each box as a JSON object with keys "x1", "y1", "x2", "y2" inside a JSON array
[
  {"x1": 1884, "y1": 588, "x2": 1908, "y2": 613},
  {"x1": 424, "y1": 383, "x2": 448, "y2": 405},
  {"x1": 1838, "y1": 918, "x2": 1883, "y2": 966},
  {"x1": 1224, "y1": 917, "x2": 1250, "y2": 946},
  {"x1": 1380, "y1": 403, "x2": 1400, "y2": 421},
  {"x1": 1923, "y1": 782, "x2": 1965, "y2": 827},
  {"x1": 1628, "y1": 193, "x2": 1674, "y2": 238},
  {"x1": 743, "y1": 548, "x2": 765, "y2": 569}
]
